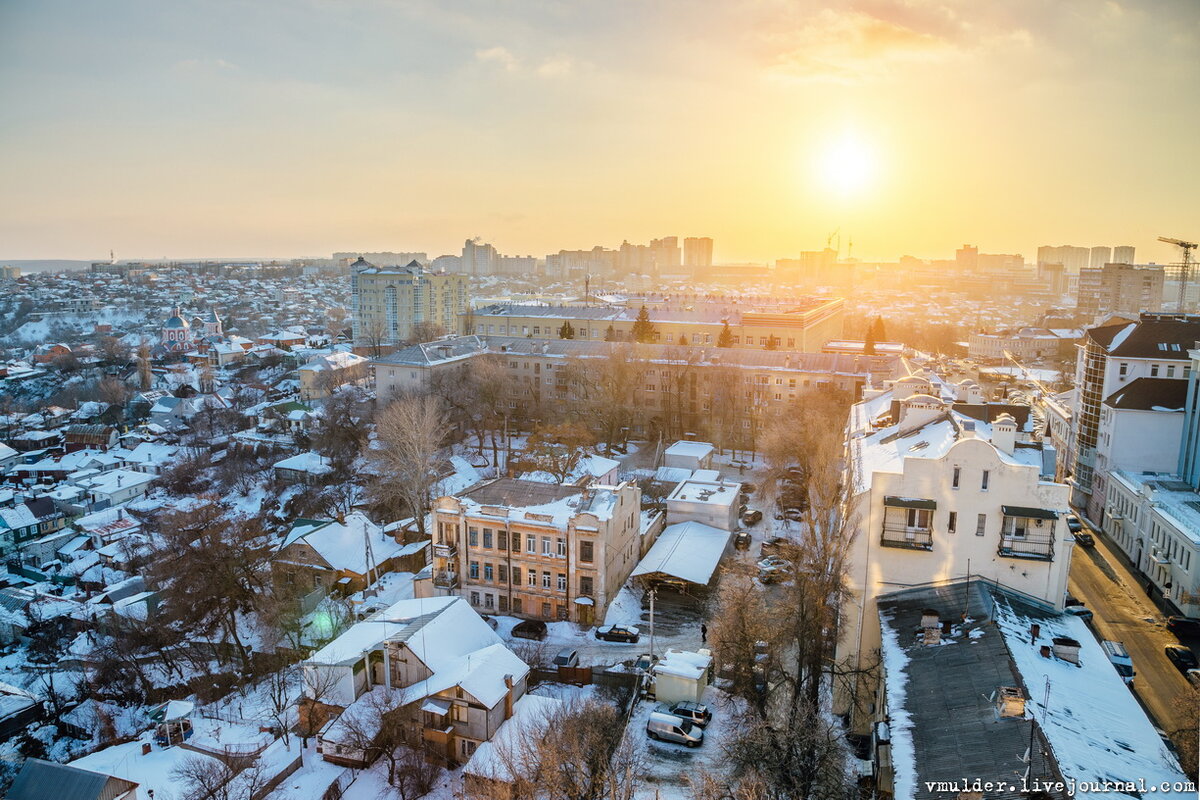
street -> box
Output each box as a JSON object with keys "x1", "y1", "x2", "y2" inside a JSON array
[{"x1": 1067, "y1": 523, "x2": 1195, "y2": 739}]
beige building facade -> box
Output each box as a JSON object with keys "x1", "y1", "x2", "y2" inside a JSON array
[{"x1": 351, "y1": 258, "x2": 470, "y2": 345}]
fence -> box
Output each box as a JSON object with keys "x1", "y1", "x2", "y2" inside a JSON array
[{"x1": 323, "y1": 766, "x2": 359, "y2": 800}]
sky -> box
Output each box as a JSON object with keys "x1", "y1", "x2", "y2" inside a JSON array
[{"x1": 1, "y1": 0, "x2": 1198, "y2": 264}]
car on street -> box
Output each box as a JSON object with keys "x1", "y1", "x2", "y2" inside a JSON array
[
  {"x1": 595, "y1": 624, "x2": 641, "y2": 643},
  {"x1": 553, "y1": 648, "x2": 580, "y2": 668},
  {"x1": 1073, "y1": 532, "x2": 1095, "y2": 547},
  {"x1": 1167, "y1": 616, "x2": 1200, "y2": 638},
  {"x1": 741, "y1": 510, "x2": 763, "y2": 526},
  {"x1": 1164, "y1": 644, "x2": 1199, "y2": 674},
  {"x1": 1066, "y1": 513, "x2": 1083, "y2": 534},
  {"x1": 666, "y1": 701, "x2": 712, "y2": 728},
  {"x1": 758, "y1": 555, "x2": 790, "y2": 583},
  {"x1": 734, "y1": 531, "x2": 752, "y2": 550},
  {"x1": 512, "y1": 619, "x2": 548, "y2": 641},
  {"x1": 740, "y1": 482, "x2": 756, "y2": 495}
]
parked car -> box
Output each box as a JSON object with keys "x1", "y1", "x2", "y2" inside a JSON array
[
  {"x1": 742, "y1": 510, "x2": 763, "y2": 526},
  {"x1": 667, "y1": 701, "x2": 712, "y2": 728},
  {"x1": 1164, "y1": 644, "x2": 1199, "y2": 674},
  {"x1": 646, "y1": 711, "x2": 704, "y2": 747},
  {"x1": 740, "y1": 482, "x2": 756, "y2": 495},
  {"x1": 759, "y1": 537, "x2": 791, "y2": 558},
  {"x1": 480, "y1": 615, "x2": 499, "y2": 629},
  {"x1": 1167, "y1": 616, "x2": 1200, "y2": 638},
  {"x1": 758, "y1": 555, "x2": 790, "y2": 583},
  {"x1": 553, "y1": 648, "x2": 580, "y2": 668},
  {"x1": 595, "y1": 624, "x2": 641, "y2": 643},
  {"x1": 734, "y1": 531, "x2": 752, "y2": 550},
  {"x1": 512, "y1": 619, "x2": 548, "y2": 641},
  {"x1": 1100, "y1": 640, "x2": 1135, "y2": 684},
  {"x1": 1064, "y1": 605, "x2": 1094, "y2": 622},
  {"x1": 1066, "y1": 513, "x2": 1083, "y2": 534},
  {"x1": 1073, "y1": 532, "x2": 1095, "y2": 547},
  {"x1": 1188, "y1": 669, "x2": 1200, "y2": 689}
]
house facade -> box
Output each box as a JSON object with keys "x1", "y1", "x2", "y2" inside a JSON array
[{"x1": 422, "y1": 478, "x2": 641, "y2": 626}]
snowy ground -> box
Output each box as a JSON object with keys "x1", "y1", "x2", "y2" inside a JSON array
[{"x1": 631, "y1": 684, "x2": 741, "y2": 799}]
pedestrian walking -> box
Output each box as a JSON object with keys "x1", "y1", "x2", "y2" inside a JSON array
[{"x1": 700, "y1": 623, "x2": 707, "y2": 644}]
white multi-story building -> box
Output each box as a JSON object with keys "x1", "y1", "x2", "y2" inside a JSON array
[
  {"x1": 838, "y1": 373, "x2": 1072, "y2": 727},
  {"x1": 422, "y1": 478, "x2": 642, "y2": 626},
  {"x1": 350, "y1": 258, "x2": 470, "y2": 345}
]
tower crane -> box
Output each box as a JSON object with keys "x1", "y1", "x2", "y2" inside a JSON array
[{"x1": 1159, "y1": 235, "x2": 1197, "y2": 312}]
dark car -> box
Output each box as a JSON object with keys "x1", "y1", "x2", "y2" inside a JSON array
[
  {"x1": 1165, "y1": 644, "x2": 1199, "y2": 674},
  {"x1": 1066, "y1": 513, "x2": 1083, "y2": 534},
  {"x1": 596, "y1": 624, "x2": 641, "y2": 643},
  {"x1": 742, "y1": 510, "x2": 763, "y2": 526},
  {"x1": 734, "y1": 531, "x2": 752, "y2": 550},
  {"x1": 512, "y1": 619, "x2": 548, "y2": 641},
  {"x1": 1073, "y1": 532, "x2": 1095, "y2": 548},
  {"x1": 1167, "y1": 616, "x2": 1200, "y2": 638},
  {"x1": 1064, "y1": 605, "x2": 1093, "y2": 622},
  {"x1": 740, "y1": 482, "x2": 756, "y2": 495}
]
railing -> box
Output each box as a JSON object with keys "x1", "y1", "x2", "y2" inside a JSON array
[
  {"x1": 879, "y1": 521, "x2": 933, "y2": 551},
  {"x1": 432, "y1": 571, "x2": 458, "y2": 589},
  {"x1": 432, "y1": 542, "x2": 456, "y2": 559},
  {"x1": 997, "y1": 536, "x2": 1054, "y2": 561}
]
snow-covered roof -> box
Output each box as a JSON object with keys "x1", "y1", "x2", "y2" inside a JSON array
[
  {"x1": 273, "y1": 451, "x2": 333, "y2": 475},
  {"x1": 631, "y1": 521, "x2": 730, "y2": 585},
  {"x1": 667, "y1": 477, "x2": 739, "y2": 506},
  {"x1": 653, "y1": 648, "x2": 712, "y2": 680},
  {"x1": 664, "y1": 440, "x2": 714, "y2": 459},
  {"x1": 463, "y1": 694, "x2": 563, "y2": 781},
  {"x1": 278, "y1": 512, "x2": 406, "y2": 575}
]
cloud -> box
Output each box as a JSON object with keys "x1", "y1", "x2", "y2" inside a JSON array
[
  {"x1": 475, "y1": 46, "x2": 520, "y2": 72},
  {"x1": 763, "y1": 8, "x2": 955, "y2": 83},
  {"x1": 475, "y1": 46, "x2": 574, "y2": 78}
]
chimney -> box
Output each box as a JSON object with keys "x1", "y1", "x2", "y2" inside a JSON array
[
  {"x1": 920, "y1": 609, "x2": 940, "y2": 629},
  {"x1": 503, "y1": 674, "x2": 514, "y2": 720},
  {"x1": 1051, "y1": 636, "x2": 1081, "y2": 665},
  {"x1": 1030, "y1": 623, "x2": 1040, "y2": 642},
  {"x1": 1040, "y1": 644, "x2": 1052, "y2": 658},
  {"x1": 992, "y1": 413, "x2": 1017, "y2": 455},
  {"x1": 996, "y1": 686, "x2": 1026, "y2": 718}
]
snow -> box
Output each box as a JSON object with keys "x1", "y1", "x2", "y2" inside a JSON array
[
  {"x1": 653, "y1": 648, "x2": 711, "y2": 680},
  {"x1": 70, "y1": 735, "x2": 224, "y2": 800},
  {"x1": 1107, "y1": 322, "x2": 1137, "y2": 352},
  {"x1": 631, "y1": 521, "x2": 731, "y2": 586},
  {"x1": 664, "y1": 441, "x2": 714, "y2": 460},
  {"x1": 278, "y1": 513, "x2": 407, "y2": 575},
  {"x1": 991, "y1": 597, "x2": 1191, "y2": 799},
  {"x1": 272, "y1": 451, "x2": 333, "y2": 475},
  {"x1": 436, "y1": 455, "x2": 484, "y2": 495},
  {"x1": 463, "y1": 693, "x2": 562, "y2": 781},
  {"x1": 877, "y1": 609, "x2": 916, "y2": 800}
]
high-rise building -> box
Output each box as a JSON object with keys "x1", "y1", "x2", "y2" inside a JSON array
[
  {"x1": 462, "y1": 238, "x2": 498, "y2": 276},
  {"x1": 1090, "y1": 246, "x2": 1113, "y2": 268},
  {"x1": 955, "y1": 245, "x2": 978, "y2": 271},
  {"x1": 1076, "y1": 262, "x2": 1165, "y2": 317},
  {"x1": 1113, "y1": 245, "x2": 1136, "y2": 264},
  {"x1": 351, "y1": 257, "x2": 470, "y2": 345},
  {"x1": 545, "y1": 247, "x2": 619, "y2": 280},
  {"x1": 649, "y1": 236, "x2": 682, "y2": 272},
  {"x1": 683, "y1": 237, "x2": 714, "y2": 269},
  {"x1": 1037, "y1": 245, "x2": 1090, "y2": 273}
]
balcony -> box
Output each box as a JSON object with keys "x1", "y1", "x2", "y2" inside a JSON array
[
  {"x1": 1150, "y1": 548, "x2": 1171, "y2": 566},
  {"x1": 432, "y1": 571, "x2": 459, "y2": 589},
  {"x1": 998, "y1": 508, "x2": 1057, "y2": 561},
  {"x1": 433, "y1": 541, "x2": 457, "y2": 559},
  {"x1": 880, "y1": 521, "x2": 934, "y2": 551}
]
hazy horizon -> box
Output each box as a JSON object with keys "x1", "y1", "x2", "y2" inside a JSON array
[{"x1": 2, "y1": 1, "x2": 1198, "y2": 263}]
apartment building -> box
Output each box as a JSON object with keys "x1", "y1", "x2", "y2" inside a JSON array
[
  {"x1": 421, "y1": 478, "x2": 642, "y2": 626},
  {"x1": 1067, "y1": 313, "x2": 1200, "y2": 521},
  {"x1": 468, "y1": 296, "x2": 845, "y2": 354},
  {"x1": 1076, "y1": 262, "x2": 1165, "y2": 318},
  {"x1": 967, "y1": 327, "x2": 1080, "y2": 362},
  {"x1": 373, "y1": 335, "x2": 904, "y2": 444},
  {"x1": 350, "y1": 258, "x2": 470, "y2": 345},
  {"x1": 838, "y1": 374, "x2": 1072, "y2": 729}
]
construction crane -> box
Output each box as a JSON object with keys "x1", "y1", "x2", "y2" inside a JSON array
[{"x1": 1158, "y1": 235, "x2": 1197, "y2": 311}]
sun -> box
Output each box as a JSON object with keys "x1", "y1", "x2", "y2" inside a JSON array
[{"x1": 817, "y1": 135, "x2": 875, "y2": 197}]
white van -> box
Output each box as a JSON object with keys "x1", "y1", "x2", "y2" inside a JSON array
[
  {"x1": 1101, "y1": 640, "x2": 1135, "y2": 684},
  {"x1": 646, "y1": 711, "x2": 704, "y2": 747}
]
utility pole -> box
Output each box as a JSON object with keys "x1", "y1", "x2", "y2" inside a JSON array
[{"x1": 648, "y1": 586, "x2": 657, "y2": 660}]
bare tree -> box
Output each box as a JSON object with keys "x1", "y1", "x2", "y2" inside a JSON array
[
  {"x1": 407, "y1": 320, "x2": 447, "y2": 344},
  {"x1": 327, "y1": 687, "x2": 439, "y2": 796},
  {"x1": 509, "y1": 422, "x2": 594, "y2": 484},
  {"x1": 370, "y1": 395, "x2": 449, "y2": 536},
  {"x1": 360, "y1": 317, "x2": 390, "y2": 359}
]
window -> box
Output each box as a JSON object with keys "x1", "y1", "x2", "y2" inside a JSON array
[
  {"x1": 482, "y1": 530, "x2": 493, "y2": 549},
  {"x1": 952, "y1": 467, "x2": 960, "y2": 489},
  {"x1": 484, "y1": 563, "x2": 494, "y2": 581},
  {"x1": 580, "y1": 540, "x2": 594, "y2": 563},
  {"x1": 470, "y1": 591, "x2": 480, "y2": 606},
  {"x1": 1168, "y1": 365, "x2": 1176, "y2": 378},
  {"x1": 981, "y1": 470, "x2": 990, "y2": 491},
  {"x1": 556, "y1": 538, "x2": 566, "y2": 557},
  {"x1": 527, "y1": 535, "x2": 536, "y2": 553},
  {"x1": 498, "y1": 596, "x2": 509, "y2": 612},
  {"x1": 498, "y1": 564, "x2": 507, "y2": 583},
  {"x1": 542, "y1": 602, "x2": 552, "y2": 618},
  {"x1": 469, "y1": 561, "x2": 479, "y2": 579},
  {"x1": 513, "y1": 597, "x2": 522, "y2": 614},
  {"x1": 975, "y1": 514, "x2": 986, "y2": 536},
  {"x1": 1119, "y1": 362, "x2": 1128, "y2": 377},
  {"x1": 511, "y1": 567, "x2": 520, "y2": 584},
  {"x1": 948, "y1": 511, "x2": 957, "y2": 534},
  {"x1": 469, "y1": 528, "x2": 479, "y2": 546},
  {"x1": 542, "y1": 537, "x2": 552, "y2": 555},
  {"x1": 542, "y1": 571, "x2": 551, "y2": 588},
  {"x1": 1151, "y1": 364, "x2": 1160, "y2": 377},
  {"x1": 907, "y1": 508, "x2": 931, "y2": 529},
  {"x1": 527, "y1": 570, "x2": 537, "y2": 587},
  {"x1": 512, "y1": 531, "x2": 521, "y2": 550},
  {"x1": 580, "y1": 576, "x2": 594, "y2": 596},
  {"x1": 557, "y1": 573, "x2": 567, "y2": 591},
  {"x1": 484, "y1": 593, "x2": 495, "y2": 609},
  {"x1": 498, "y1": 532, "x2": 507, "y2": 551},
  {"x1": 312, "y1": 574, "x2": 321, "y2": 589}
]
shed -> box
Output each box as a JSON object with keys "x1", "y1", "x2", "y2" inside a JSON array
[{"x1": 652, "y1": 648, "x2": 713, "y2": 704}]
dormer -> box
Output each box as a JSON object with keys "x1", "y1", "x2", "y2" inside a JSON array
[
  {"x1": 898, "y1": 394, "x2": 946, "y2": 435},
  {"x1": 992, "y1": 413, "x2": 1017, "y2": 455}
]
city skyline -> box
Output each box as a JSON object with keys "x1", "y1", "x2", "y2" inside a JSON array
[{"x1": 2, "y1": 1, "x2": 1198, "y2": 263}]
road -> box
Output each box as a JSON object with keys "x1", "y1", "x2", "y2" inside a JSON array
[{"x1": 1067, "y1": 524, "x2": 1194, "y2": 738}]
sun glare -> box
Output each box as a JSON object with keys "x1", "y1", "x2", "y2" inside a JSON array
[{"x1": 817, "y1": 135, "x2": 875, "y2": 197}]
